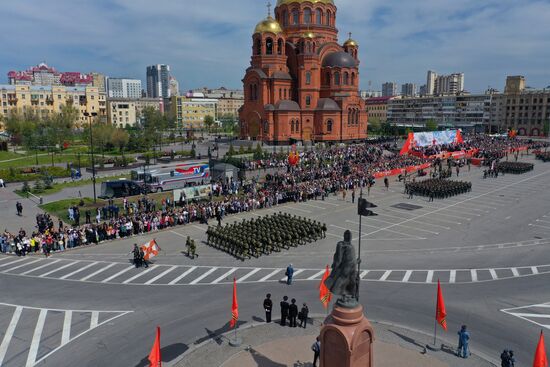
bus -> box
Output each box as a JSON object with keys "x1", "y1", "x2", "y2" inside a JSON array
[{"x1": 131, "y1": 163, "x2": 210, "y2": 193}]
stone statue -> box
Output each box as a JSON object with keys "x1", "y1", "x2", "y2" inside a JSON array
[{"x1": 324, "y1": 230, "x2": 359, "y2": 308}]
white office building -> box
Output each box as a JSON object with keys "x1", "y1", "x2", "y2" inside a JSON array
[{"x1": 107, "y1": 78, "x2": 142, "y2": 99}]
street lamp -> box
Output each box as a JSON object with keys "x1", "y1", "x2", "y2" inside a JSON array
[{"x1": 84, "y1": 112, "x2": 98, "y2": 203}]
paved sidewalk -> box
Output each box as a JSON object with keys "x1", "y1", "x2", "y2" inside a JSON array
[{"x1": 171, "y1": 317, "x2": 496, "y2": 367}]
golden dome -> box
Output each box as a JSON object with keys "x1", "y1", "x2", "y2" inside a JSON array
[
  {"x1": 302, "y1": 31, "x2": 316, "y2": 39},
  {"x1": 254, "y1": 16, "x2": 283, "y2": 34},
  {"x1": 344, "y1": 38, "x2": 358, "y2": 47},
  {"x1": 277, "y1": 0, "x2": 334, "y2": 6}
]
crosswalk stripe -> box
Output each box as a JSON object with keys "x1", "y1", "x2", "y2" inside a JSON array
[
  {"x1": 379, "y1": 270, "x2": 392, "y2": 281},
  {"x1": 61, "y1": 311, "x2": 72, "y2": 346},
  {"x1": 426, "y1": 270, "x2": 434, "y2": 283},
  {"x1": 0, "y1": 257, "x2": 12, "y2": 262},
  {"x1": 0, "y1": 306, "x2": 22, "y2": 366},
  {"x1": 511, "y1": 268, "x2": 520, "y2": 277},
  {"x1": 0, "y1": 258, "x2": 27, "y2": 269},
  {"x1": 90, "y1": 311, "x2": 99, "y2": 329},
  {"x1": 145, "y1": 266, "x2": 177, "y2": 285},
  {"x1": 60, "y1": 262, "x2": 98, "y2": 280},
  {"x1": 471, "y1": 269, "x2": 478, "y2": 282},
  {"x1": 26, "y1": 309, "x2": 47, "y2": 367},
  {"x1": 212, "y1": 268, "x2": 237, "y2": 284},
  {"x1": 259, "y1": 269, "x2": 281, "y2": 282},
  {"x1": 489, "y1": 269, "x2": 498, "y2": 280},
  {"x1": 360, "y1": 270, "x2": 369, "y2": 279},
  {"x1": 449, "y1": 270, "x2": 456, "y2": 283},
  {"x1": 80, "y1": 263, "x2": 116, "y2": 281},
  {"x1": 511, "y1": 313, "x2": 550, "y2": 319},
  {"x1": 168, "y1": 266, "x2": 197, "y2": 285},
  {"x1": 280, "y1": 269, "x2": 304, "y2": 282},
  {"x1": 190, "y1": 267, "x2": 219, "y2": 285},
  {"x1": 102, "y1": 265, "x2": 135, "y2": 283},
  {"x1": 532, "y1": 266, "x2": 540, "y2": 275},
  {"x1": 122, "y1": 266, "x2": 156, "y2": 284},
  {"x1": 38, "y1": 262, "x2": 77, "y2": 277},
  {"x1": 20, "y1": 259, "x2": 61, "y2": 275},
  {"x1": 237, "y1": 268, "x2": 261, "y2": 283},
  {"x1": 402, "y1": 270, "x2": 412, "y2": 282},
  {"x1": 307, "y1": 270, "x2": 326, "y2": 280},
  {"x1": 2, "y1": 259, "x2": 41, "y2": 272}
]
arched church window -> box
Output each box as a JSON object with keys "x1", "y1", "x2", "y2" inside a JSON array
[
  {"x1": 306, "y1": 95, "x2": 311, "y2": 106},
  {"x1": 304, "y1": 8, "x2": 312, "y2": 24},
  {"x1": 327, "y1": 119, "x2": 333, "y2": 133},
  {"x1": 316, "y1": 9, "x2": 323, "y2": 24},
  {"x1": 334, "y1": 72, "x2": 340, "y2": 86},
  {"x1": 249, "y1": 84, "x2": 253, "y2": 101},
  {"x1": 255, "y1": 39, "x2": 262, "y2": 55},
  {"x1": 292, "y1": 9, "x2": 299, "y2": 25},
  {"x1": 326, "y1": 10, "x2": 331, "y2": 26},
  {"x1": 351, "y1": 72, "x2": 356, "y2": 85},
  {"x1": 266, "y1": 38, "x2": 274, "y2": 55},
  {"x1": 282, "y1": 10, "x2": 288, "y2": 26},
  {"x1": 356, "y1": 110, "x2": 361, "y2": 125},
  {"x1": 305, "y1": 71, "x2": 311, "y2": 85},
  {"x1": 343, "y1": 72, "x2": 349, "y2": 85},
  {"x1": 277, "y1": 39, "x2": 283, "y2": 55},
  {"x1": 325, "y1": 72, "x2": 331, "y2": 86}
]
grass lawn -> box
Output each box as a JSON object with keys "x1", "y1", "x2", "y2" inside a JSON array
[
  {"x1": 15, "y1": 174, "x2": 129, "y2": 197},
  {"x1": 0, "y1": 152, "x2": 92, "y2": 170}
]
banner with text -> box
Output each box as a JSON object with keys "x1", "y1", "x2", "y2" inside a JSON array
[{"x1": 174, "y1": 184, "x2": 212, "y2": 202}]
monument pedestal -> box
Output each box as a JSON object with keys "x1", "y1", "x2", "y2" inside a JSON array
[{"x1": 320, "y1": 305, "x2": 374, "y2": 367}]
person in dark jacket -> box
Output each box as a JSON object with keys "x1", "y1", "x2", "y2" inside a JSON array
[
  {"x1": 289, "y1": 298, "x2": 298, "y2": 327},
  {"x1": 280, "y1": 296, "x2": 289, "y2": 326},
  {"x1": 263, "y1": 293, "x2": 273, "y2": 323},
  {"x1": 299, "y1": 303, "x2": 309, "y2": 328}
]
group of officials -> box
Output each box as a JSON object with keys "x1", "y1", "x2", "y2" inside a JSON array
[
  {"x1": 206, "y1": 213, "x2": 327, "y2": 260},
  {"x1": 262, "y1": 293, "x2": 310, "y2": 329},
  {"x1": 405, "y1": 178, "x2": 472, "y2": 201}
]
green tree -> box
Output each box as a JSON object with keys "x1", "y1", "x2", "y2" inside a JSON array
[
  {"x1": 204, "y1": 115, "x2": 215, "y2": 133},
  {"x1": 239, "y1": 145, "x2": 245, "y2": 154},
  {"x1": 425, "y1": 119, "x2": 438, "y2": 132},
  {"x1": 368, "y1": 117, "x2": 381, "y2": 135},
  {"x1": 228, "y1": 143, "x2": 236, "y2": 156},
  {"x1": 111, "y1": 128, "x2": 130, "y2": 162},
  {"x1": 254, "y1": 142, "x2": 263, "y2": 159}
]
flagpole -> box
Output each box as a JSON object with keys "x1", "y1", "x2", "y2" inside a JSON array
[{"x1": 356, "y1": 185, "x2": 363, "y2": 302}]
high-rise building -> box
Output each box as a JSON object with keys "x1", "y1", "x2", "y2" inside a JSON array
[
  {"x1": 427, "y1": 70, "x2": 437, "y2": 95},
  {"x1": 504, "y1": 76, "x2": 526, "y2": 94},
  {"x1": 146, "y1": 64, "x2": 171, "y2": 98},
  {"x1": 107, "y1": 78, "x2": 142, "y2": 99},
  {"x1": 382, "y1": 82, "x2": 398, "y2": 97},
  {"x1": 169, "y1": 76, "x2": 180, "y2": 97},
  {"x1": 401, "y1": 83, "x2": 417, "y2": 97},
  {"x1": 419, "y1": 85, "x2": 428, "y2": 96}
]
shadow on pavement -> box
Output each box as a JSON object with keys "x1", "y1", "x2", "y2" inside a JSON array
[
  {"x1": 248, "y1": 347, "x2": 286, "y2": 367},
  {"x1": 134, "y1": 343, "x2": 188, "y2": 367},
  {"x1": 193, "y1": 320, "x2": 247, "y2": 346},
  {"x1": 388, "y1": 329, "x2": 427, "y2": 354},
  {"x1": 252, "y1": 316, "x2": 265, "y2": 323}
]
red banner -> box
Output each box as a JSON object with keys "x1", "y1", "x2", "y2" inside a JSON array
[{"x1": 373, "y1": 163, "x2": 431, "y2": 179}]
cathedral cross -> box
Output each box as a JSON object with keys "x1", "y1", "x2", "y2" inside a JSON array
[{"x1": 267, "y1": 1, "x2": 272, "y2": 17}]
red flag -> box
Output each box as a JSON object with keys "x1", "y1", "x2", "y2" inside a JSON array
[
  {"x1": 436, "y1": 280, "x2": 447, "y2": 331},
  {"x1": 148, "y1": 326, "x2": 161, "y2": 367},
  {"x1": 534, "y1": 330, "x2": 548, "y2": 367},
  {"x1": 230, "y1": 278, "x2": 239, "y2": 328},
  {"x1": 319, "y1": 265, "x2": 332, "y2": 308},
  {"x1": 400, "y1": 132, "x2": 414, "y2": 156}
]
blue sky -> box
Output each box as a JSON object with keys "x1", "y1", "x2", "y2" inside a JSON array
[{"x1": 1, "y1": 0, "x2": 549, "y2": 93}]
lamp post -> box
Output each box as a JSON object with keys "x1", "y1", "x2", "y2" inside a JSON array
[{"x1": 84, "y1": 112, "x2": 98, "y2": 203}]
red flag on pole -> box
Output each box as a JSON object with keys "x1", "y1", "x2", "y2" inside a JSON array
[
  {"x1": 436, "y1": 280, "x2": 447, "y2": 331},
  {"x1": 148, "y1": 326, "x2": 161, "y2": 367},
  {"x1": 319, "y1": 265, "x2": 332, "y2": 308},
  {"x1": 230, "y1": 278, "x2": 239, "y2": 328},
  {"x1": 534, "y1": 330, "x2": 548, "y2": 367}
]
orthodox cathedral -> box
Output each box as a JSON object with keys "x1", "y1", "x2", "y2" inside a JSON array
[{"x1": 239, "y1": 0, "x2": 368, "y2": 144}]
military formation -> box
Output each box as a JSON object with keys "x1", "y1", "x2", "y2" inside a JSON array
[
  {"x1": 536, "y1": 152, "x2": 550, "y2": 162},
  {"x1": 496, "y1": 161, "x2": 534, "y2": 174},
  {"x1": 206, "y1": 213, "x2": 327, "y2": 260},
  {"x1": 405, "y1": 178, "x2": 472, "y2": 200}
]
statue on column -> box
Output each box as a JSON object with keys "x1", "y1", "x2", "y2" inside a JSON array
[{"x1": 324, "y1": 230, "x2": 359, "y2": 309}]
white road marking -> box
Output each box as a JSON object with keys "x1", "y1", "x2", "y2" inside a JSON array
[
  {"x1": 0, "y1": 306, "x2": 22, "y2": 366},
  {"x1": 101, "y1": 265, "x2": 135, "y2": 283},
  {"x1": 510, "y1": 313, "x2": 550, "y2": 319},
  {"x1": 122, "y1": 265, "x2": 157, "y2": 284},
  {"x1": 20, "y1": 259, "x2": 61, "y2": 275},
  {"x1": 379, "y1": 270, "x2": 392, "y2": 281},
  {"x1": 282, "y1": 205, "x2": 312, "y2": 214},
  {"x1": 259, "y1": 269, "x2": 281, "y2": 282},
  {"x1": 307, "y1": 270, "x2": 326, "y2": 280},
  {"x1": 189, "y1": 267, "x2": 219, "y2": 285},
  {"x1": 471, "y1": 269, "x2": 478, "y2": 282},
  {"x1": 26, "y1": 309, "x2": 47, "y2": 367},
  {"x1": 529, "y1": 224, "x2": 550, "y2": 230},
  {"x1": 168, "y1": 266, "x2": 197, "y2": 285},
  {"x1": 2, "y1": 259, "x2": 41, "y2": 272},
  {"x1": 319, "y1": 201, "x2": 339, "y2": 206},
  {"x1": 532, "y1": 266, "x2": 539, "y2": 275},
  {"x1": 426, "y1": 270, "x2": 434, "y2": 283},
  {"x1": 360, "y1": 270, "x2": 369, "y2": 279},
  {"x1": 59, "y1": 262, "x2": 98, "y2": 279},
  {"x1": 449, "y1": 270, "x2": 456, "y2": 283},
  {"x1": 361, "y1": 217, "x2": 439, "y2": 235},
  {"x1": 341, "y1": 222, "x2": 424, "y2": 240},
  {"x1": 212, "y1": 268, "x2": 238, "y2": 284},
  {"x1": 237, "y1": 268, "x2": 261, "y2": 283},
  {"x1": 0, "y1": 257, "x2": 12, "y2": 262},
  {"x1": 280, "y1": 269, "x2": 304, "y2": 281},
  {"x1": 38, "y1": 261, "x2": 77, "y2": 277},
  {"x1": 61, "y1": 311, "x2": 72, "y2": 346},
  {"x1": 90, "y1": 311, "x2": 99, "y2": 329},
  {"x1": 144, "y1": 266, "x2": 178, "y2": 285},
  {"x1": 0, "y1": 258, "x2": 27, "y2": 269},
  {"x1": 377, "y1": 212, "x2": 451, "y2": 229},
  {"x1": 489, "y1": 269, "x2": 498, "y2": 280},
  {"x1": 511, "y1": 268, "x2": 520, "y2": 277},
  {"x1": 79, "y1": 263, "x2": 116, "y2": 281},
  {"x1": 402, "y1": 270, "x2": 412, "y2": 282},
  {"x1": 300, "y1": 203, "x2": 327, "y2": 210}
]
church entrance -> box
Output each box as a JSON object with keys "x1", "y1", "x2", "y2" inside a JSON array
[
  {"x1": 248, "y1": 114, "x2": 260, "y2": 139},
  {"x1": 302, "y1": 127, "x2": 312, "y2": 142}
]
